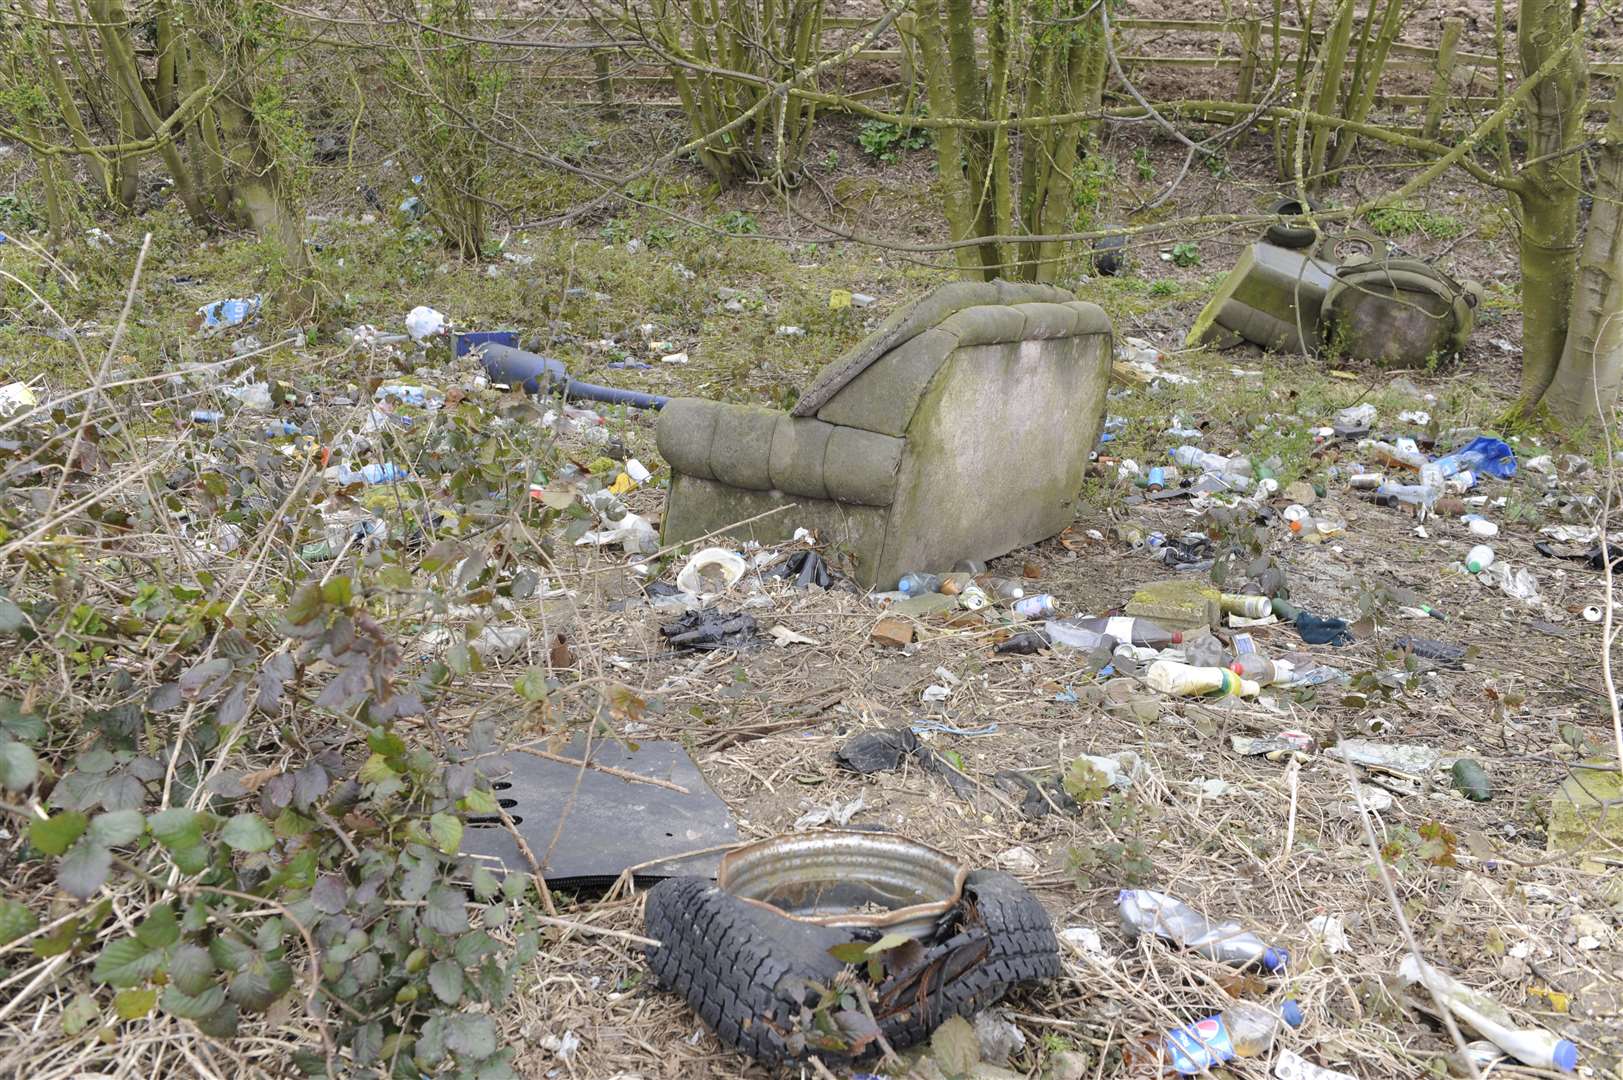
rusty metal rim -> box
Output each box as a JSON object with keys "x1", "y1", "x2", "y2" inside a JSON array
[{"x1": 717, "y1": 831, "x2": 969, "y2": 932}]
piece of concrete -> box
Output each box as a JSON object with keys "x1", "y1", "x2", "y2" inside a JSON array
[
  {"x1": 657, "y1": 282, "x2": 1113, "y2": 589},
  {"x1": 1547, "y1": 763, "x2": 1623, "y2": 869}
]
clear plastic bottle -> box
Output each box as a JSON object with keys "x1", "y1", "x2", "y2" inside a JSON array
[
  {"x1": 338, "y1": 462, "x2": 407, "y2": 484},
  {"x1": 978, "y1": 576, "x2": 1027, "y2": 601},
  {"x1": 897, "y1": 572, "x2": 942, "y2": 596},
  {"x1": 1163, "y1": 1000, "x2": 1305, "y2": 1074},
  {"x1": 1118, "y1": 889, "x2": 1289, "y2": 971},
  {"x1": 1359, "y1": 438, "x2": 1428, "y2": 471},
  {"x1": 1466, "y1": 544, "x2": 1495, "y2": 574},
  {"x1": 1303, "y1": 507, "x2": 1346, "y2": 541},
  {"x1": 1069, "y1": 616, "x2": 1182, "y2": 647},
  {"x1": 1043, "y1": 620, "x2": 1119, "y2": 652},
  {"x1": 1231, "y1": 654, "x2": 1295, "y2": 686}
]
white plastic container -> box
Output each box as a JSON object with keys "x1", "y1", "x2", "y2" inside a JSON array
[{"x1": 1465, "y1": 544, "x2": 1495, "y2": 574}]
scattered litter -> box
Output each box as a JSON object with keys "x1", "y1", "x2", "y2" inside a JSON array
[
  {"x1": 1450, "y1": 758, "x2": 1491, "y2": 801},
  {"x1": 833, "y1": 727, "x2": 975, "y2": 799},
  {"x1": 1307, "y1": 915, "x2": 1350, "y2": 954},
  {"x1": 794, "y1": 794, "x2": 865, "y2": 830},
  {"x1": 675, "y1": 548, "x2": 747, "y2": 595},
  {"x1": 767, "y1": 550, "x2": 831, "y2": 589},
  {"x1": 405, "y1": 305, "x2": 448, "y2": 341},
  {"x1": 995, "y1": 846, "x2": 1040, "y2": 874},
  {"x1": 1058, "y1": 926, "x2": 1114, "y2": 965},
  {"x1": 1231, "y1": 731, "x2": 1315, "y2": 760},
  {"x1": 1164, "y1": 1000, "x2": 1302, "y2": 1074},
  {"x1": 195, "y1": 295, "x2": 261, "y2": 334},
  {"x1": 1398, "y1": 955, "x2": 1578, "y2": 1072},
  {"x1": 1274, "y1": 1049, "x2": 1357, "y2": 1080},
  {"x1": 659, "y1": 610, "x2": 760, "y2": 651},
  {"x1": 660, "y1": 351, "x2": 689, "y2": 364},
  {"x1": 0, "y1": 382, "x2": 39, "y2": 417},
  {"x1": 471, "y1": 624, "x2": 529, "y2": 663},
  {"x1": 1395, "y1": 636, "x2": 1466, "y2": 667},
  {"x1": 766, "y1": 625, "x2": 819, "y2": 647},
  {"x1": 222, "y1": 380, "x2": 272, "y2": 411},
  {"x1": 1330, "y1": 739, "x2": 1441, "y2": 776},
  {"x1": 1475, "y1": 561, "x2": 1542, "y2": 605},
  {"x1": 577, "y1": 511, "x2": 659, "y2": 555},
  {"x1": 1119, "y1": 889, "x2": 1288, "y2": 971}
]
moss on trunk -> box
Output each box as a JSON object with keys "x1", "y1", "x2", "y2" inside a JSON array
[
  {"x1": 1511, "y1": 0, "x2": 1587, "y2": 411},
  {"x1": 1544, "y1": 90, "x2": 1623, "y2": 423}
]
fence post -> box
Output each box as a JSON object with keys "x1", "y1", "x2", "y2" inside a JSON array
[
  {"x1": 896, "y1": 12, "x2": 918, "y2": 111},
  {"x1": 593, "y1": 48, "x2": 617, "y2": 116},
  {"x1": 1422, "y1": 17, "x2": 1463, "y2": 139},
  {"x1": 1237, "y1": 18, "x2": 1262, "y2": 103}
]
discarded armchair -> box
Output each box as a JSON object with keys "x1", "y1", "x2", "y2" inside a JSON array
[{"x1": 655, "y1": 281, "x2": 1114, "y2": 588}]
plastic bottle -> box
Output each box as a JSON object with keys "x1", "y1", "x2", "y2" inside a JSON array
[
  {"x1": 1231, "y1": 654, "x2": 1295, "y2": 686},
  {"x1": 1359, "y1": 438, "x2": 1427, "y2": 471},
  {"x1": 897, "y1": 572, "x2": 942, "y2": 596},
  {"x1": 1181, "y1": 631, "x2": 1230, "y2": 668},
  {"x1": 1171, "y1": 446, "x2": 1250, "y2": 477},
  {"x1": 1069, "y1": 616, "x2": 1182, "y2": 647},
  {"x1": 1465, "y1": 544, "x2": 1495, "y2": 574},
  {"x1": 978, "y1": 576, "x2": 1026, "y2": 601},
  {"x1": 1013, "y1": 594, "x2": 1058, "y2": 619},
  {"x1": 1398, "y1": 955, "x2": 1577, "y2": 1072},
  {"x1": 1146, "y1": 660, "x2": 1259, "y2": 697},
  {"x1": 1118, "y1": 889, "x2": 1289, "y2": 971},
  {"x1": 1043, "y1": 620, "x2": 1119, "y2": 652},
  {"x1": 937, "y1": 572, "x2": 972, "y2": 596},
  {"x1": 337, "y1": 462, "x2": 407, "y2": 484},
  {"x1": 1163, "y1": 1000, "x2": 1305, "y2": 1075},
  {"x1": 1375, "y1": 480, "x2": 1439, "y2": 516},
  {"x1": 1304, "y1": 507, "x2": 1346, "y2": 541}
]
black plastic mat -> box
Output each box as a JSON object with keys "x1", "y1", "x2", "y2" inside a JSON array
[{"x1": 460, "y1": 738, "x2": 737, "y2": 885}]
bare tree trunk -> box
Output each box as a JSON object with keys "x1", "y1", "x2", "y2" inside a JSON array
[
  {"x1": 89, "y1": 0, "x2": 208, "y2": 223},
  {"x1": 917, "y1": 0, "x2": 988, "y2": 280},
  {"x1": 1512, "y1": 0, "x2": 1587, "y2": 410},
  {"x1": 1543, "y1": 90, "x2": 1623, "y2": 423}
]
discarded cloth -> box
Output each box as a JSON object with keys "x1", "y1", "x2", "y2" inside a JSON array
[
  {"x1": 1295, "y1": 611, "x2": 1353, "y2": 646},
  {"x1": 833, "y1": 727, "x2": 976, "y2": 799},
  {"x1": 659, "y1": 610, "x2": 761, "y2": 650}
]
